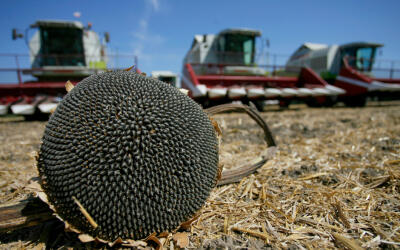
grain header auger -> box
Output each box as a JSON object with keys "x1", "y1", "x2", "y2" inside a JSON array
[
  {"x1": 180, "y1": 28, "x2": 346, "y2": 110},
  {"x1": 0, "y1": 20, "x2": 111, "y2": 117},
  {"x1": 286, "y1": 42, "x2": 400, "y2": 106}
]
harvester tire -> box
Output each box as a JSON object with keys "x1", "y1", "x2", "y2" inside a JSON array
[
  {"x1": 322, "y1": 96, "x2": 338, "y2": 107},
  {"x1": 24, "y1": 113, "x2": 49, "y2": 121},
  {"x1": 305, "y1": 99, "x2": 321, "y2": 107},
  {"x1": 253, "y1": 100, "x2": 265, "y2": 112},
  {"x1": 344, "y1": 96, "x2": 367, "y2": 107},
  {"x1": 279, "y1": 100, "x2": 290, "y2": 108}
]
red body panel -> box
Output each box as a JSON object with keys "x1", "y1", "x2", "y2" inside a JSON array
[
  {"x1": 0, "y1": 81, "x2": 77, "y2": 104},
  {"x1": 297, "y1": 67, "x2": 328, "y2": 87},
  {"x1": 334, "y1": 60, "x2": 370, "y2": 96}
]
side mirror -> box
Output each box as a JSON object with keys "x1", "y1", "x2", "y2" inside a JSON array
[
  {"x1": 12, "y1": 29, "x2": 23, "y2": 40},
  {"x1": 104, "y1": 32, "x2": 110, "y2": 43}
]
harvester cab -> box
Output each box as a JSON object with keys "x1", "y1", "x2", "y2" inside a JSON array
[
  {"x1": 339, "y1": 42, "x2": 382, "y2": 74},
  {"x1": 14, "y1": 20, "x2": 109, "y2": 81},
  {"x1": 183, "y1": 28, "x2": 265, "y2": 77},
  {"x1": 217, "y1": 30, "x2": 257, "y2": 63}
]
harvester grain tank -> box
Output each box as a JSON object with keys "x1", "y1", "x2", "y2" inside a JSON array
[
  {"x1": 286, "y1": 42, "x2": 400, "y2": 106},
  {"x1": 0, "y1": 20, "x2": 109, "y2": 116},
  {"x1": 181, "y1": 28, "x2": 345, "y2": 109}
]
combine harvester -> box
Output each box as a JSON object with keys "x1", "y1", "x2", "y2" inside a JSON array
[
  {"x1": 286, "y1": 42, "x2": 400, "y2": 106},
  {"x1": 0, "y1": 20, "x2": 110, "y2": 117},
  {"x1": 181, "y1": 29, "x2": 400, "y2": 109}
]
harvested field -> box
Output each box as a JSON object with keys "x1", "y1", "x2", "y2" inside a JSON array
[{"x1": 0, "y1": 101, "x2": 399, "y2": 249}]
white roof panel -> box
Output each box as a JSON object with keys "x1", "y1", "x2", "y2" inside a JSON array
[{"x1": 303, "y1": 43, "x2": 328, "y2": 50}]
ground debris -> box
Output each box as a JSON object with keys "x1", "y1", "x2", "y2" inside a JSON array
[{"x1": 1, "y1": 101, "x2": 400, "y2": 249}]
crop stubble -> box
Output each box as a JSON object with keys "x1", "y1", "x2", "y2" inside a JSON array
[{"x1": 0, "y1": 102, "x2": 399, "y2": 249}]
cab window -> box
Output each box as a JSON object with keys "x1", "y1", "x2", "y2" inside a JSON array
[{"x1": 39, "y1": 27, "x2": 85, "y2": 66}]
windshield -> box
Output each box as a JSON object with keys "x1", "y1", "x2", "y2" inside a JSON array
[
  {"x1": 356, "y1": 47, "x2": 373, "y2": 71},
  {"x1": 342, "y1": 46, "x2": 376, "y2": 72},
  {"x1": 217, "y1": 34, "x2": 255, "y2": 65},
  {"x1": 39, "y1": 27, "x2": 85, "y2": 66}
]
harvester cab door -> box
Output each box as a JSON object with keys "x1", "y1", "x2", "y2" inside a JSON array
[
  {"x1": 340, "y1": 43, "x2": 382, "y2": 73},
  {"x1": 355, "y1": 47, "x2": 374, "y2": 72}
]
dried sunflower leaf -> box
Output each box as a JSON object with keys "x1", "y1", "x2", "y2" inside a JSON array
[
  {"x1": 172, "y1": 232, "x2": 189, "y2": 248},
  {"x1": 78, "y1": 234, "x2": 95, "y2": 243},
  {"x1": 65, "y1": 80, "x2": 74, "y2": 92}
]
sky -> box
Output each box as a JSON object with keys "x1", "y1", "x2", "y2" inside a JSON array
[{"x1": 0, "y1": 0, "x2": 399, "y2": 80}]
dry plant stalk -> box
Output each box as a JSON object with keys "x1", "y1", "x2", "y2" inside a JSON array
[
  {"x1": 231, "y1": 227, "x2": 270, "y2": 241},
  {"x1": 72, "y1": 196, "x2": 98, "y2": 229},
  {"x1": 332, "y1": 232, "x2": 363, "y2": 250},
  {"x1": 332, "y1": 201, "x2": 351, "y2": 228},
  {"x1": 206, "y1": 103, "x2": 277, "y2": 186}
]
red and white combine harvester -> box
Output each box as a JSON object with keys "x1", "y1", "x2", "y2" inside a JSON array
[
  {"x1": 181, "y1": 29, "x2": 400, "y2": 109},
  {"x1": 286, "y1": 42, "x2": 400, "y2": 106},
  {"x1": 0, "y1": 20, "x2": 110, "y2": 117}
]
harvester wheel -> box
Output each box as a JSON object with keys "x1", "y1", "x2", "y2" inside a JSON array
[
  {"x1": 24, "y1": 113, "x2": 49, "y2": 121},
  {"x1": 253, "y1": 100, "x2": 265, "y2": 112},
  {"x1": 322, "y1": 96, "x2": 338, "y2": 107},
  {"x1": 344, "y1": 96, "x2": 367, "y2": 107},
  {"x1": 279, "y1": 100, "x2": 290, "y2": 108},
  {"x1": 305, "y1": 99, "x2": 321, "y2": 107}
]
